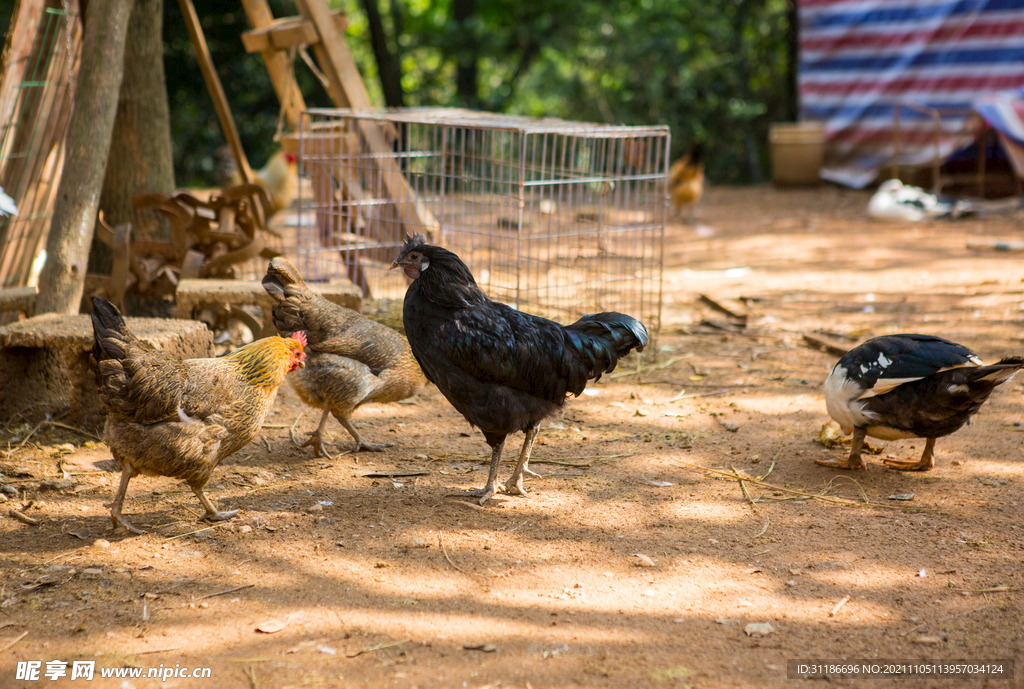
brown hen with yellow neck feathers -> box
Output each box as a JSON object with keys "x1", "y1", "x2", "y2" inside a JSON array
[{"x1": 91, "y1": 297, "x2": 306, "y2": 534}]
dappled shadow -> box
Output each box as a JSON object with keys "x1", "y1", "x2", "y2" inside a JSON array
[{"x1": 2, "y1": 185, "x2": 1024, "y2": 688}]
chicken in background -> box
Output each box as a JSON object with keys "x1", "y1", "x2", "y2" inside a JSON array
[
  {"x1": 668, "y1": 142, "x2": 705, "y2": 220},
  {"x1": 216, "y1": 145, "x2": 299, "y2": 218},
  {"x1": 820, "y1": 333, "x2": 1022, "y2": 471},
  {"x1": 90, "y1": 297, "x2": 306, "y2": 533},
  {"x1": 392, "y1": 235, "x2": 648, "y2": 505},
  {"x1": 262, "y1": 258, "x2": 426, "y2": 457}
]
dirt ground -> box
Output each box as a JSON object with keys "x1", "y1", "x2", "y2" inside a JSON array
[{"x1": 2, "y1": 185, "x2": 1024, "y2": 688}]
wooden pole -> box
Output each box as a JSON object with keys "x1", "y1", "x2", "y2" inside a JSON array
[
  {"x1": 176, "y1": 0, "x2": 253, "y2": 183},
  {"x1": 35, "y1": 0, "x2": 134, "y2": 315},
  {"x1": 239, "y1": 0, "x2": 307, "y2": 132}
]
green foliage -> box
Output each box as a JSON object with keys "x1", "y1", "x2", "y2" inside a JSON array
[
  {"x1": 163, "y1": 0, "x2": 792, "y2": 185},
  {"x1": 163, "y1": 0, "x2": 333, "y2": 185}
]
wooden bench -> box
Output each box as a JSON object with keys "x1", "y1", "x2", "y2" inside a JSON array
[{"x1": 175, "y1": 278, "x2": 362, "y2": 338}]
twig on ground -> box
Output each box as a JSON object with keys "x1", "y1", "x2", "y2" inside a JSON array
[
  {"x1": 132, "y1": 646, "x2": 182, "y2": 655},
  {"x1": 674, "y1": 460, "x2": 931, "y2": 511},
  {"x1": 164, "y1": 523, "x2": 227, "y2": 540},
  {"x1": 243, "y1": 665, "x2": 258, "y2": 689},
  {"x1": 434, "y1": 451, "x2": 633, "y2": 467},
  {"x1": 438, "y1": 530, "x2": 472, "y2": 575},
  {"x1": 346, "y1": 639, "x2": 410, "y2": 658},
  {"x1": 8, "y1": 510, "x2": 38, "y2": 526},
  {"x1": 0, "y1": 631, "x2": 29, "y2": 655},
  {"x1": 830, "y1": 596, "x2": 850, "y2": 617},
  {"x1": 192, "y1": 583, "x2": 255, "y2": 602},
  {"x1": 289, "y1": 412, "x2": 305, "y2": 446},
  {"x1": 758, "y1": 452, "x2": 781, "y2": 481},
  {"x1": 609, "y1": 356, "x2": 683, "y2": 379},
  {"x1": 14, "y1": 423, "x2": 43, "y2": 450},
  {"x1": 40, "y1": 421, "x2": 102, "y2": 441},
  {"x1": 730, "y1": 465, "x2": 758, "y2": 513},
  {"x1": 446, "y1": 499, "x2": 489, "y2": 511}
]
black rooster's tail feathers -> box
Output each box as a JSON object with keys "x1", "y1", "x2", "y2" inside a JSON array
[{"x1": 564, "y1": 312, "x2": 648, "y2": 393}]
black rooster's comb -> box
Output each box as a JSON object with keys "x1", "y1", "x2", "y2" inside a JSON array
[{"x1": 403, "y1": 233, "x2": 428, "y2": 249}]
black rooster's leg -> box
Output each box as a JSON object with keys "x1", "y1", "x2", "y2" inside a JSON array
[
  {"x1": 815, "y1": 427, "x2": 869, "y2": 470},
  {"x1": 339, "y1": 416, "x2": 394, "y2": 452},
  {"x1": 519, "y1": 427, "x2": 542, "y2": 478},
  {"x1": 885, "y1": 437, "x2": 936, "y2": 471},
  {"x1": 505, "y1": 427, "x2": 540, "y2": 496},
  {"x1": 302, "y1": 406, "x2": 335, "y2": 459},
  {"x1": 193, "y1": 487, "x2": 238, "y2": 522},
  {"x1": 452, "y1": 434, "x2": 506, "y2": 505},
  {"x1": 106, "y1": 464, "x2": 144, "y2": 534}
]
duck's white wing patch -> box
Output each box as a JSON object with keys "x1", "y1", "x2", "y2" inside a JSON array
[
  {"x1": 861, "y1": 360, "x2": 982, "y2": 398},
  {"x1": 860, "y1": 376, "x2": 924, "y2": 398}
]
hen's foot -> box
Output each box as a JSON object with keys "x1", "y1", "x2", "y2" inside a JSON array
[
  {"x1": 450, "y1": 483, "x2": 505, "y2": 506},
  {"x1": 354, "y1": 440, "x2": 394, "y2": 452},
  {"x1": 302, "y1": 431, "x2": 334, "y2": 460},
  {"x1": 107, "y1": 508, "x2": 145, "y2": 535},
  {"x1": 199, "y1": 509, "x2": 239, "y2": 522},
  {"x1": 503, "y1": 476, "x2": 528, "y2": 496},
  {"x1": 815, "y1": 455, "x2": 867, "y2": 471}
]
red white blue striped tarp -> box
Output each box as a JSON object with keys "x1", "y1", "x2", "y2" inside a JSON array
[
  {"x1": 972, "y1": 87, "x2": 1024, "y2": 177},
  {"x1": 799, "y1": 0, "x2": 1024, "y2": 188}
]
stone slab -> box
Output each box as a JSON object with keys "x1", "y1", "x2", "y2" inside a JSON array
[
  {"x1": 175, "y1": 278, "x2": 362, "y2": 336},
  {"x1": 0, "y1": 286, "x2": 38, "y2": 318},
  {"x1": 0, "y1": 314, "x2": 213, "y2": 429}
]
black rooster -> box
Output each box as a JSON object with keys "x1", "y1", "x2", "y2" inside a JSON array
[
  {"x1": 392, "y1": 235, "x2": 649, "y2": 504},
  {"x1": 820, "y1": 334, "x2": 1022, "y2": 471}
]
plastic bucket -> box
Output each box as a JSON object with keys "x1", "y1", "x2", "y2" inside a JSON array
[{"x1": 769, "y1": 122, "x2": 825, "y2": 186}]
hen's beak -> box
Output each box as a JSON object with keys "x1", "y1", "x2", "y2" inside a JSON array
[{"x1": 389, "y1": 259, "x2": 402, "y2": 270}]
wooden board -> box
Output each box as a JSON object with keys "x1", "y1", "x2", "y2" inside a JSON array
[
  {"x1": 241, "y1": 11, "x2": 348, "y2": 53},
  {"x1": 177, "y1": 0, "x2": 254, "y2": 184},
  {"x1": 239, "y1": 0, "x2": 308, "y2": 132}
]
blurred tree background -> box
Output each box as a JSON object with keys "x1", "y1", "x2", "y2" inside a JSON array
[{"x1": 163, "y1": 0, "x2": 795, "y2": 186}]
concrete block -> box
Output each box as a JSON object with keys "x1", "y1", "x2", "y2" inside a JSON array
[
  {"x1": 0, "y1": 314, "x2": 213, "y2": 430},
  {"x1": 175, "y1": 278, "x2": 362, "y2": 336},
  {"x1": 0, "y1": 286, "x2": 38, "y2": 318}
]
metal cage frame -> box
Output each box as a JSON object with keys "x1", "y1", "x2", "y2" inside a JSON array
[{"x1": 297, "y1": 107, "x2": 668, "y2": 336}]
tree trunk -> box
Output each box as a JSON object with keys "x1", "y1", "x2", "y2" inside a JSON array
[
  {"x1": 358, "y1": 0, "x2": 404, "y2": 107},
  {"x1": 35, "y1": 0, "x2": 134, "y2": 316},
  {"x1": 452, "y1": 0, "x2": 479, "y2": 109},
  {"x1": 100, "y1": 0, "x2": 175, "y2": 227},
  {"x1": 90, "y1": 0, "x2": 175, "y2": 275}
]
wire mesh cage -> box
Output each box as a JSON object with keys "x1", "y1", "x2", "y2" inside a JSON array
[{"x1": 297, "y1": 108, "x2": 667, "y2": 335}]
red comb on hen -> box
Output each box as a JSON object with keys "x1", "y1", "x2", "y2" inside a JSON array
[{"x1": 291, "y1": 331, "x2": 307, "y2": 348}]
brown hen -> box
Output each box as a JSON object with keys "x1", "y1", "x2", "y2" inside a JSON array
[
  {"x1": 669, "y1": 142, "x2": 704, "y2": 219},
  {"x1": 90, "y1": 297, "x2": 306, "y2": 533},
  {"x1": 262, "y1": 258, "x2": 426, "y2": 457}
]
